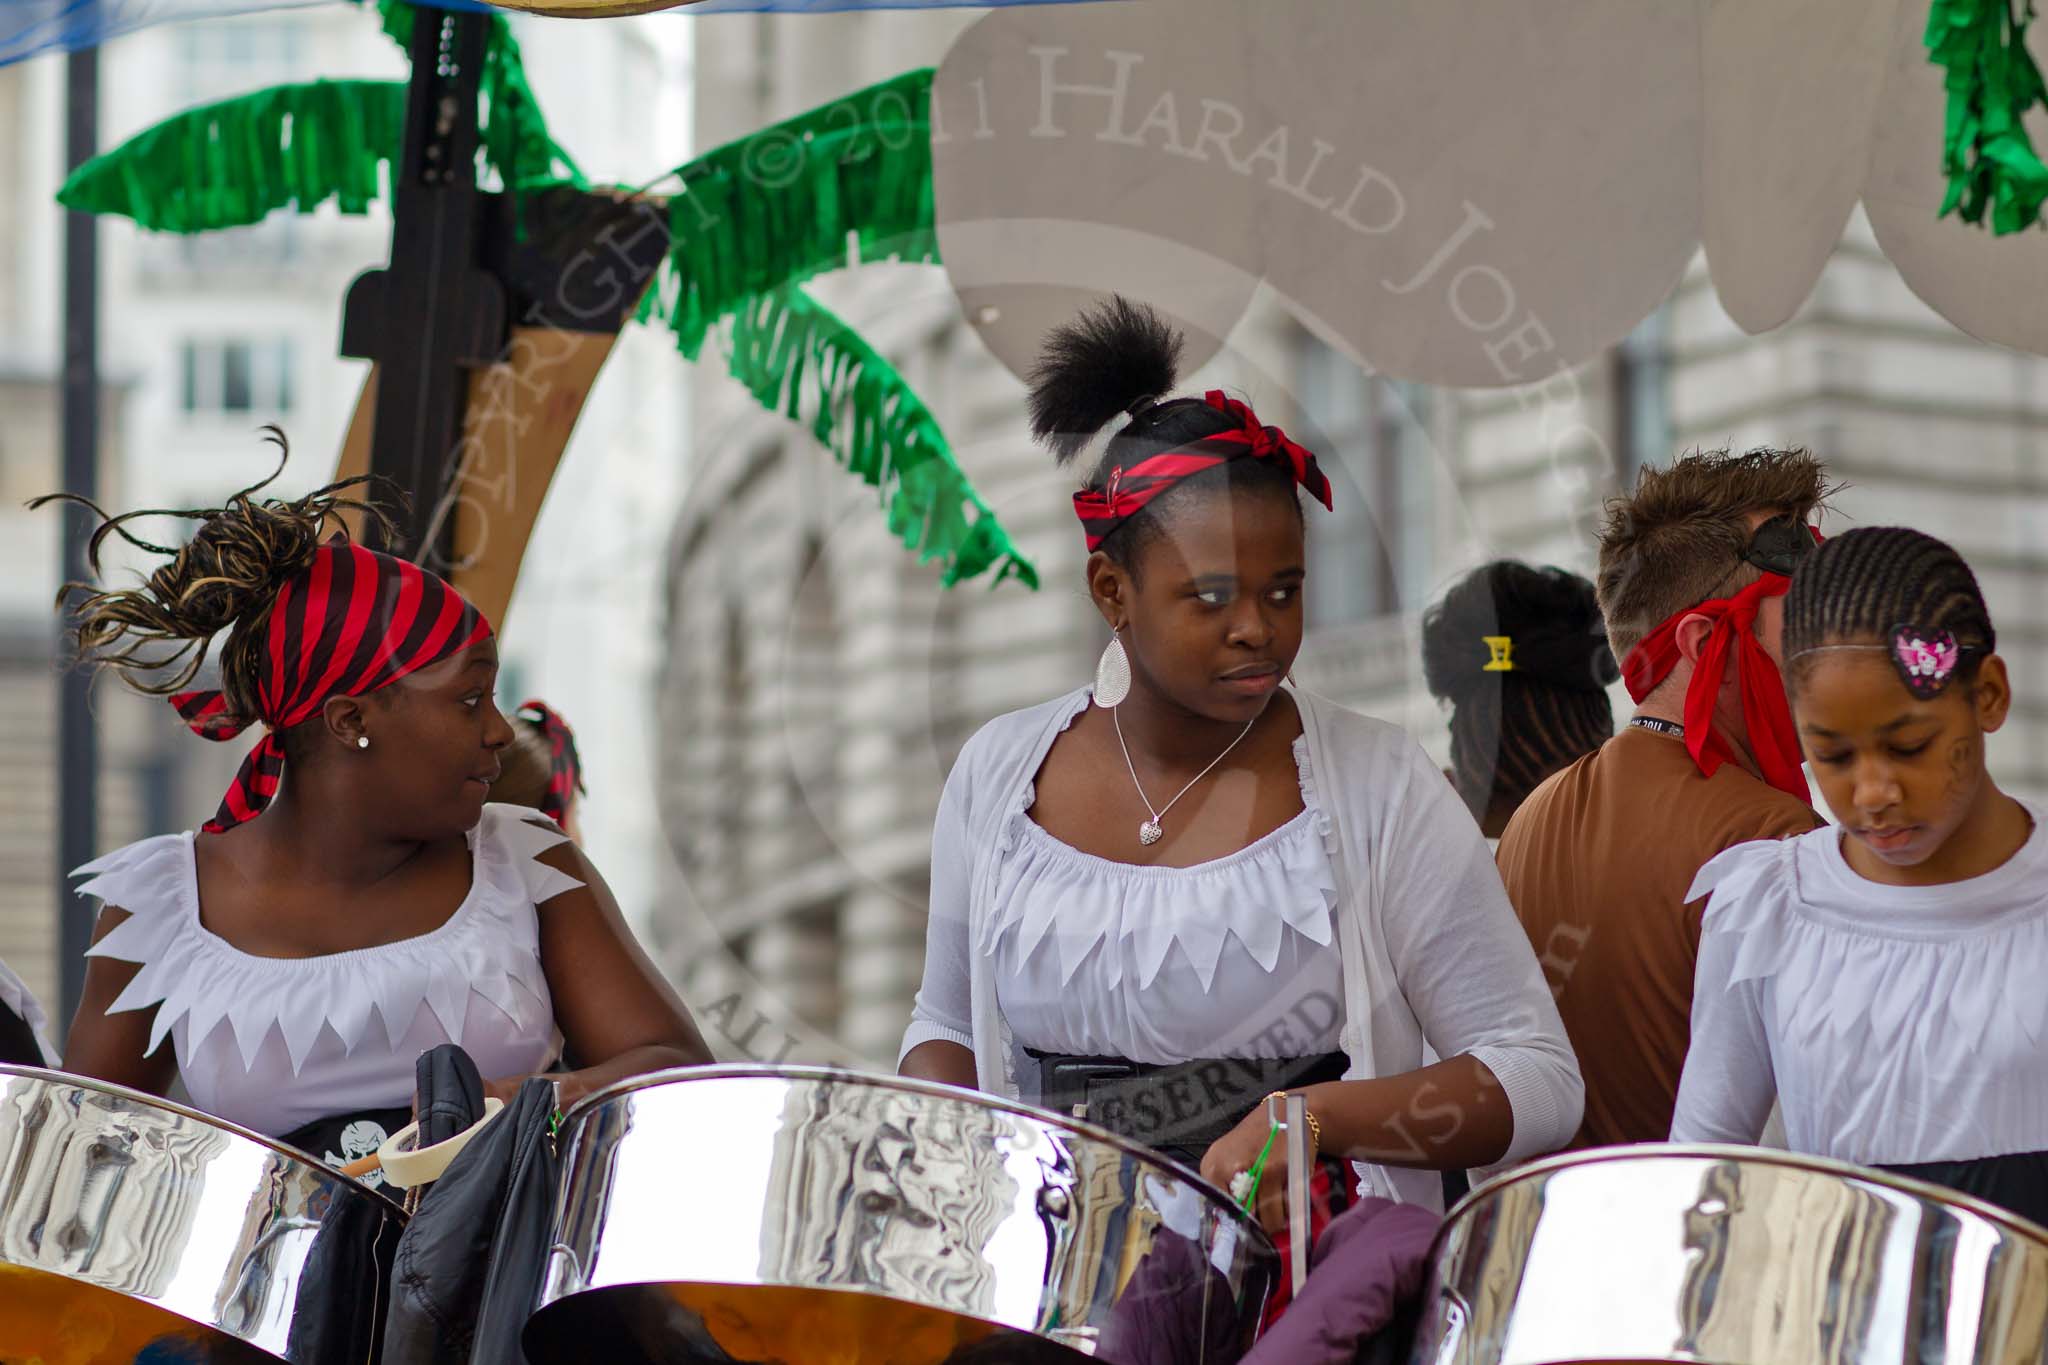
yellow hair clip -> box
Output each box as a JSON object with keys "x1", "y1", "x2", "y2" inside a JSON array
[{"x1": 1483, "y1": 636, "x2": 1514, "y2": 672}]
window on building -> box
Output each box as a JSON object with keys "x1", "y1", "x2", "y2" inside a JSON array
[
  {"x1": 1379, "y1": 381, "x2": 1435, "y2": 613},
  {"x1": 178, "y1": 338, "x2": 295, "y2": 416},
  {"x1": 177, "y1": 21, "x2": 303, "y2": 103},
  {"x1": 751, "y1": 14, "x2": 778, "y2": 122},
  {"x1": 176, "y1": 218, "x2": 299, "y2": 271},
  {"x1": 1612, "y1": 305, "x2": 1673, "y2": 484},
  {"x1": 221, "y1": 342, "x2": 252, "y2": 411},
  {"x1": 717, "y1": 605, "x2": 748, "y2": 872},
  {"x1": 1294, "y1": 333, "x2": 1437, "y2": 627},
  {"x1": 496, "y1": 663, "x2": 528, "y2": 717},
  {"x1": 1297, "y1": 337, "x2": 1379, "y2": 628},
  {"x1": 786, "y1": 534, "x2": 838, "y2": 832}
]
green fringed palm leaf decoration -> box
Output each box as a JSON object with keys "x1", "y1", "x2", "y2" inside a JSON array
[
  {"x1": 57, "y1": 79, "x2": 405, "y2": 232},
  {"x1": 727, "y1": 287, "x2": 1036, "y2": 589},
  {"x1": 371, "y1": 0, "x2": 585, "y2": 192},
  {"x1": 55, "y1": 27, "x2": 1032, "y2": 590},
  {"x1": 1927, "y1": 0, "x2": 2048, "y2": 233},
  {"x1": 638, "y1": 68, "x2": 937, "y2": 361},
  {"x1": 59, "y1": 0, "x2": 584, "y2": 233},
  {"x1": 639, "y1": 68, "x2": 1032, "y2": 587}
]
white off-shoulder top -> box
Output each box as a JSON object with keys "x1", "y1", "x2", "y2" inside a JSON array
[{"x1": 73, "y1": 803, "x2": 577, "y2": 1137}]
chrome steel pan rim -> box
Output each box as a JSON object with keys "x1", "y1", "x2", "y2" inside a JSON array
[
  {"x1": 537, "y1": 1064, "x2": 1281, "y2": 1364},
  {"x1": 563, "y1": 1062, "x2": 1274, "y2": 1241},
  {"x1": 1416, "y1": 1141, "x2": 2048, "y2": 1365},
  {"x1": 0, "y1": 1061, "x2": 406, "y2": 1214},
  {"x1": 1452, "y1": 1141, "x2": 2048, "y2": 1244}
]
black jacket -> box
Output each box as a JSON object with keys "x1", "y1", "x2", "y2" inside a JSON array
[
  {"x1": 0, "y1": 999, "x2": 44, "y2": 1067},
  {"x1": 381, "y1": 1047, "x2": 561, "y2": 1365}
]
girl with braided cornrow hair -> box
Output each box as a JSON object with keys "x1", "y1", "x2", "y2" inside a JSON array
[
  {"x1": 45, "y1": 431, "x2": 708, "y2": 1182},
  {"x1": 1422, "y1": 562, "x2": 1618, "y2": 840},
  {"x1": 1674, "y1": 526, "x2": 2048, "y2": 1224}
]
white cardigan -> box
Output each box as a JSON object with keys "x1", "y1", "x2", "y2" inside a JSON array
[{"x1": 901, "y1": 685, "x2": 1583, "y2": 1211}]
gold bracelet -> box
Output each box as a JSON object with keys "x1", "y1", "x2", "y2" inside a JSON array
[{"x1": 1266, "y1": 1091, "x2": 1322, "y2": 1162}]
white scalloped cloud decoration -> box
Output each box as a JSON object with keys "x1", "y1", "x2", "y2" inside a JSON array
[{"x1": 931, "y1": 0, "x2": 2048, "y2": 389}]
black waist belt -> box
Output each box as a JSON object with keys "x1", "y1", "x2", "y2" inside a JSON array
[
  {"x1": 280, "y1": 1106, "x2": 412, "y2": 1176},
  {"x1": 1026, "y1": 1048, "x2": 1348, "y2": 1169},
  {"x1": 1880, "y1": 1151, "x2": 2048, "y2": 1231},
  {"x1": 0, "y1": 1002, "x2": 43, "y2": 1068}
]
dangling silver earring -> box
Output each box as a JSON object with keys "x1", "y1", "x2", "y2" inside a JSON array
[
  {"x1": 1094, "y1": 630, "x2": 1131, "y2": 709},
  {"x1": 356, "y1": 735, "x2": 371, "y2": 750}
]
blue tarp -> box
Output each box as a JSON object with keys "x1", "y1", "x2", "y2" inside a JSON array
[{"x1": 2, "y1": 0, "x2": 1097, "y2": 70}]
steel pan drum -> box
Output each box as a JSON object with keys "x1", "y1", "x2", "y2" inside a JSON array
[
  {"x1": 1411, "y1": 1144, "x2": 2048, "y2": 1365},
  {"x1": 0, "y1": 1065, "x2": 404, "y2": 1364},
  {"x1": 525, "y1": 1065, "x2": 1277, "y2": 1364}
]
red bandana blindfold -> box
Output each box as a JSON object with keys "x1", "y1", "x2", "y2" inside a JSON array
[
  {"x1": 173, "y1": 543, "x2": 493, "y2": 833},
  {"x1": 1621, "y1": 572, "x2": 1809, "y2": 803},
  {"x1": 1072, "y1": 391, "x2": 1335, "y2": 551}
]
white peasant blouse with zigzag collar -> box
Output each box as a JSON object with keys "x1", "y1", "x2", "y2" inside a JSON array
[
  {"x1": 71, "y1": 803, "x2": 578, "y2": 1138},
  {"x1": 1672, "y1": 807, "x2": 2048, "y2": 1166},
  {"x1": 985, "y1": 696, "x2": 1344, "y2": 1063},
  {"x1": 901, "y1": 685, "x2": 1585, "y2": 1213}
]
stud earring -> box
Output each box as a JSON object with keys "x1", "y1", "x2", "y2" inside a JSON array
[{"x1": 356, "y1": 735, "x2": 371, "y2": 750}]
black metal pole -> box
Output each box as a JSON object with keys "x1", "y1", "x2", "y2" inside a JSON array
[
  {"x1": 340, "y1": 7, "x2": 501, "y2": 564},
  {"x1": 57, "y1": 44, "x2": 101, "y2": 1036}
]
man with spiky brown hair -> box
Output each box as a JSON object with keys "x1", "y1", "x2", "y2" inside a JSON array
[{"x1": 1497, "y1": 447, "x2": 1833, "y2": 1149}]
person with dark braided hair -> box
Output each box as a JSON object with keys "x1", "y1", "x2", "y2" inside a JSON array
[
  {"x1": 900, "y1": 297, "x2": 1580, "y2": 1314},
  {"x1": 1421, "y1": 562, "x2": 1618, "y2": 840},
  {"x1": 1497, "y1": 448, "x2": 1831, "y2": 1151},
  {"x1": 1675, "y1": 526, "x2": 2048, "y2": 1225},
  {"x1": 492, "y1": 700, "x2": 587, "y2": 843},
  {"x1": 45, "y1": 432, "x2": 709, "y2": 1178}
]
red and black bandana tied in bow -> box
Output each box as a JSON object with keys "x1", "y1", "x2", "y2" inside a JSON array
[
  {"x1": 172, "y1": 542, "x2": 494, "y2": 834},
  {"x1": 515, "y1": 699, "x2": 585, "y2": 828},
  {"x1": 1620, "y1": 573, "x2": 1809, "y2": 803},
  {"x1": 1071, "y1": 390, "x2": 1335, "y2": 552}
]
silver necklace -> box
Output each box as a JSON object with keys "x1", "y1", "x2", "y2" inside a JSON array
[{"x1": 1112, "y1": 705, "x2": 1258, "y2": 847}]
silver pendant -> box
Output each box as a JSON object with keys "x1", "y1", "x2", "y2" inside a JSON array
[{"x1": 1139, "y1": 821, "x2": 1163, "y2": 846}]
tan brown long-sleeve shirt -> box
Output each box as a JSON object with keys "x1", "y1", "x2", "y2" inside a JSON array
[{"x1": 1496, "y1": 726, "x2": 1821, "y2": 1149}]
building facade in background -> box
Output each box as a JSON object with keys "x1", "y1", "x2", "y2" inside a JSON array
[
  {"x1": 656, "y1": 10, "x2": 1097, "y2": 1066},
  {"x1": 1290, "y1": 213, "x2": 2048, "y2": 801},
  {"x1": 656, "y1": 9, "x2": 2048, "y2": 1072}
]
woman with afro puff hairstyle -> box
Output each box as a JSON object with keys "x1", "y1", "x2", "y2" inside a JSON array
[{"x1": 898, "y1": 298, "x2": 1581, "y2": 1301}]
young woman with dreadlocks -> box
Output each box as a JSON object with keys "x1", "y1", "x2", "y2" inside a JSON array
[
  {"x1": 47, "y1": 436, "x2": 709, "y2": 1182},
  {"x1": 1421, "y1": 562, "x2": 1618, "y2": 841},
  {"x1": 898, "y1": 299, "x2": 1581, "y2": 1311},
  {"x1": 1674, "y1": 526, "x2": 2048, "y2": 1225}
]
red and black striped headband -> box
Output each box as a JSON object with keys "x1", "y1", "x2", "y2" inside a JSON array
[
  {"x1": 516, "y1": 699, "x2": 585, "y2": 828},
  {"x1": 1071, "y1": 391, "x2": 1334, "y2": 552},
  {"x1": 172, "y1": 542, "x2": 493, "y2": 833}
]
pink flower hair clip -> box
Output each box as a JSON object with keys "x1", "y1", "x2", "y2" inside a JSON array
[{"x1": 1890, "y1": 624, "x2": 1963, "y2": 700}]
